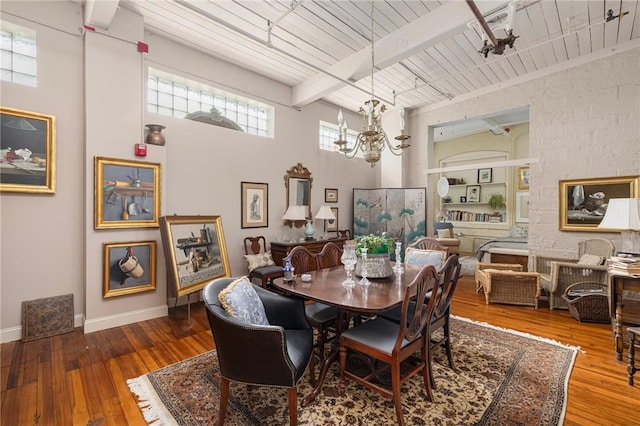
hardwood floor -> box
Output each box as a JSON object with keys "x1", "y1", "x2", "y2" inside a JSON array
[{"x1": 2, "y1": 276, "x2": 638, "y2": 425}]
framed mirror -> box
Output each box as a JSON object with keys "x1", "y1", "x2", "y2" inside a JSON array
[{"x1": 284, "y1": 163, "x2": 312, "y2": 227}]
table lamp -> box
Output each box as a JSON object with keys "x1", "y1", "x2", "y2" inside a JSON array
[
  {"x1": 282, "y1": 205, "x2": 306, "y2": 241},
  {"x1": 598, "y1": 198, "x2": 640, "y2": 256},
  {"x1": 315, "y1": 205, "x2": 336, "y2": 239}
]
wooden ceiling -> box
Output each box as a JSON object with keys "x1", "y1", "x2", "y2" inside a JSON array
[{"x1": 112, "y1": 0, "x2": 639, "y2": 115}]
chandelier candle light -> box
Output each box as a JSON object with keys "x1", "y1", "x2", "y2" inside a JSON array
[{"x1": 333, "y1": 1, "x2": 410, "y2": 167}]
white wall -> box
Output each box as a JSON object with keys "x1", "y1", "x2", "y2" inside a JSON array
[
  {"x1": 409, "y1": 42, "x2": 640, "y2": 257},
  {"x1": 0, "y1": 1, "x2": 375, "y2": 341}
]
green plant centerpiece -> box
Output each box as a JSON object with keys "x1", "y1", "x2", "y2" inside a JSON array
[{"x1": 354, "y1": 233, "x2": 395, "y2": 278}]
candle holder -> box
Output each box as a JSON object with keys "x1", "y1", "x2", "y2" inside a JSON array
[
  {"x1": 394, "y1": 241, "x2": 404, "y2": 274},
  {"x1": 359, "y1": 247, "x2": 370, "y2": 286}
]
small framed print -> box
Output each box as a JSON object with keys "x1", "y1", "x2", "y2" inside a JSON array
[
  {"x1": 325, "y1": 188, "x2": 338, "y2": 203},
  {"x1": 478, "y1": 168, "x2": 492, "y2": 183},
  {"x1": 241, "y1": 181, "x2": 268, "y2": 228},
  {"x1": 516, "y1": 191, "x2": 530, "y2": 223},
  {"x1": 327, "y1": 207, "x2": 338, "y2": 232},
  {"x1": 460, "y1": 196, "x2": 467, "y2": 203},
  {"x1": 518, "y1": 167, "x2": 530, "y2": 190},
  {"x1": 103, "y1": 241, "x2": 156, "y2": 298},
  {"x1": 466, "y1": 185, "x2": 481, "y2": 203}
]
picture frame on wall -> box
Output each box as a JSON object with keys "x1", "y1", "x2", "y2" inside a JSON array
[
  {"x1": 515, "y1": 191, "x2": 530, "y2": 223},
  {"x1": 559, "y1": 175, "x2": 639, "y2": 232},
  {"x1": 518, "y1": 167, "x2": 530, "y2": 190},
  {"x1": 327, "y1": 207, "x2": 339, "y2": 232},
  {"x1": 159, "y1": 215, "x2": 231, "y2": 298},
  {"x1": 0, "y1": 107, "x2": 56, "y2": 194},
  {"x1": 94, "y1": 157, "x2": 161, "y2": 229},
  {"x1": 241, "y1": 181, "x2": 268, "y2": 228},
  {"x1": 478, "y1": 168, "x2": 492, "y2": 183},
  {"x1": 466, "y1": 185, "x2": 481, "y2": 203},
  {"x1": 325, "y1": 188, "x2": 338, "y2": 203},
  {"x1": 103, "y1": 241, "x2": 156, "y2": 298}
]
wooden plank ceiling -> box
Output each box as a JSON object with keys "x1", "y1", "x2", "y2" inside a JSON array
[{"x1": 120, "y1": 0, "x2": 639, "y2": 117}]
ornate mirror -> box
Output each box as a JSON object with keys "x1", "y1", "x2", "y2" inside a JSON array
[{"x1": 284, "y1": 163, "x2": 312, "y2": 227}]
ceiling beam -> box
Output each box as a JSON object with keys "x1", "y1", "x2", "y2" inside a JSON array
[{"x1": 291, "y1": 1, "x2": 508, "y2": 108}]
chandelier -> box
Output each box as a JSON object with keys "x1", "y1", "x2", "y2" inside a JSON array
[{"x1": 333, "y1": 1, "x2": 410, "y2": 167}]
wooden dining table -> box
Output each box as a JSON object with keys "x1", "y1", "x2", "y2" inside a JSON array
[{"x1": 272, "y1": 263, "x2": 422, "y2": 406}]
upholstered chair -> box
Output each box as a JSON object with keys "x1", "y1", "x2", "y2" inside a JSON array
[
  {"x1": 243, "y1": 236, "x2": 283, "y2": 288},
  {"x1": 432, "y1": 222, "x2": 460, "y2": 255},
  {"x1": 202, "y1": 277, "x2": 313, "y2": 426}
]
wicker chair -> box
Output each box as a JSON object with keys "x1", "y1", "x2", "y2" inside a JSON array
[
  {"x1": 475, "y1": 264, "x2": 540, "y2": 308},
  {"x1": 532, "y1": 238, "x2": 614, "y2": 310},
  {"x1": 475, "y1": 262, "x2": 523, "y2": 293}
]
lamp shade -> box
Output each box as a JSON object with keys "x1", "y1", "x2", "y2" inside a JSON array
[
  {"x1": 315, "y1": 205, "x2": 336, "y2": 220},
  {"x1": 282, "y1": 205, "x2": 306, "y2": 221},
  {"x1": 598, "y1": 198, "x2": 640, "y2": 230}
]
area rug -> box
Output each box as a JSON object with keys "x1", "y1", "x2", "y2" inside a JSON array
[
  {"x1": 127, "y1": 317, "x2": 578, "y2": 425},
  {"x1": 459, "y1": 255, "x2": 477, "y2": 276}
]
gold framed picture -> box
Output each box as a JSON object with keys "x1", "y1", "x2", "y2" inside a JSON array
[
  {"x1": 518, "y1": 167, "x2": 530, "y2": 190},
  {"x1": 1, "y1": 107, "x2": 56, "y2": 194},
  {"x1": 103, "y1": 241, "x2": 157, "y2": 298},
  {"x1": 159, "y1": 215, "x2": 231, "y2": 298},
  {"x1": 559, "y1": 175, "x2": 639, "y2": 232},
  {"x1": 94, "y1": 157, "x2": 161, "y2": 229}
]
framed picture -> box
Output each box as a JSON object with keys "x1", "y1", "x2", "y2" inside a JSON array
[
  {"x1": 241, "y1": 181, "x2": 268, "y2": 228},
  {"x1": 327, "y1": 207, "x2": 339, "y2": 232},
  {"x1": 459, "y1": 196, "x2": 467, "y2": 203},
  {"x1": 103, "y1": 241, "x2": 156, "y2": 298},
  {"x1": 94, "y1": 157, "x2": 161, "y2": 229},
  {"x1": 518, "y1": 167, "x2": 530, "y2": 190},
  {"x1": 159, "y1": 215, "x2": 231, "y2": 298},
  {"x1": 478, "y1": 168, "x2": 492, "y2": 183},
  {"x1": 515, "y1": 191, "x2": 530, "y2": 223},
  {"x1": 466, "y1": 185, "x2": 481, "y2": 203},
  {"x1": 325, "y1": 188, "x2": 338, "y2": 203},
  {"x1": 0, "y1": 107, "x2": 56, "y2": 194},
  {"x1": 559, "y1": 176, "x2": 639, "y2": 232}
]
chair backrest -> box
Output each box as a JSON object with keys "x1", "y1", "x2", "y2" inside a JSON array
[
  {"x1": 409, "y1": 237, "x2": 449, "y2": 254},
  {"x1": 317, "y1": 242, "x2": 343, "y2": 269},
  {"x1": 244, "y1": 236, "x2": 267, "y2": 256},
  {"x1": 578, "y1": 238, "x2": 615, "y2": 259},
  {"x1": 286, "y1": 245, "x2": 319, "y2": 273},
  {"x1": 404, "y1": 246, "x2": 448, "y2": 269},
  {"x1": 395, "y1": 265, "x2": 440, "y2": 350},
  {"x1": 336, "y1": 229, "x2": 352, "y2": 239},
  {"x1": 431, "y1": 255, "x2": 462, "y2": 328},
  {"x1": 433, "y1": 222, "x2": 454, "y2": 238}
]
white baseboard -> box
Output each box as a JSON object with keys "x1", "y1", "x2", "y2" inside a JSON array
[
  {"x1": 83, "y1": 305, "x2": 168, "y2": 334},
  {"x1": 1, "y1": 314, "x2": 86, "y2": 344}
]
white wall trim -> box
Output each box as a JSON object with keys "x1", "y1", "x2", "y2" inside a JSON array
[
  {"x1": 83, "y1": 305, "x2": 168, "y2": 334},
  {"x1": 1, "y1": 314, "x2": 86, "y2": 344}
]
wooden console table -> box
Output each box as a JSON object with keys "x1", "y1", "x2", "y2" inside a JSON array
[
  {"x1": 608, "y1": 271, "x2": 640, "y2": 361},
  {"x1": 270, "y1": 238, "x2": 347, "y2": 266}
]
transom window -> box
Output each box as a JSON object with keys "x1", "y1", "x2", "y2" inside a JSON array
[
  {"x1": 147, "y1": 68, "x2": 273, "y2": 137},
  {"x1": 0, "y1": 22, "x2": 37, "y2": 87},
  {"x1": 319, "y1": 121, "x2": 360, "y2": 156}
]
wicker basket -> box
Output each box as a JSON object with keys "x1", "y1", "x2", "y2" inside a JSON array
[{"x1": 561, "y1": 281, "x2": 609, "y2": 323}]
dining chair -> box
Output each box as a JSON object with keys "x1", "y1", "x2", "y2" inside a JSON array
[
  {"x1": 286, "y1": 243, "x2": 341, "y2": 386},
  {"x1": 202, "y1": 277, "x2": 313, "y2": 426},
  {"x1": 338, "y1": 264, "x2": 440, "y2": 426},
  {"x1": 243, "y1": 236, "x2": 284, "y2": 288},
  {"x1": 408, "y1": 236, "x2": 450, "y2": 256}
]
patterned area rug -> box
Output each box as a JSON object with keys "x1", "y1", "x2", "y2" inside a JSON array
[{"x1": 127, "y1": 317, "x2": 577, "y2": 425}]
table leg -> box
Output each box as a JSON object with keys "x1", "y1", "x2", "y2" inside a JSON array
[
  {"x1": 615, "y1": 285, "x2": 624, "y2": 361},
  {"x1": 628, "y1": 331, "x2": 637, "y2": 386}
]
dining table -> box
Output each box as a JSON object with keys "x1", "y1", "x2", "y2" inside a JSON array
[{"x1": 272, "y1": 263, "x2": 422, "y2": 407}]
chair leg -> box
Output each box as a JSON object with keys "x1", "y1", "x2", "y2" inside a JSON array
[
  {"x1": 287, "y1": 387, "x2": 298, "y2": 426},
  {"x1": 444, "y1": 321, "x2": 455, "y2": 370},
  {"x1": 391, "y1": 362, "x2": 405, "y2": 426},
  {"x1": 218, "y1": 376, "x2": 230, "y2": 426},
  {"x1": 339, "y1": 345, "x2": 347, "y2": 396},
  {"x1": 421, "y1": 340, "x2": 434, "y2": 402}
]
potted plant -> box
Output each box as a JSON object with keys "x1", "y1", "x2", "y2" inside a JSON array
[
  {"x1": 488, "y1": 193, "x2": 506, "y2": 212},
  {"x1": 354, "y1": 233, "x2": 395, "y2": 278}
]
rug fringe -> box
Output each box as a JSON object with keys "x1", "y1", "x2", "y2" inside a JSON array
[
  {"x1": 127, "y1": 376, "x2": 177, "y2": 425},
  {"x1": 452, "y1": 315, "x2": 582, "y2": 352}
]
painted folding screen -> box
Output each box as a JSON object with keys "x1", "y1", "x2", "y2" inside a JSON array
[{"x1": 353, "y1": 188, "x2": 427, "y2": 249}]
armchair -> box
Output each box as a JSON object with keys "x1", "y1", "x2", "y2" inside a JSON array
[
  {"x1": 433, "y1": 222, "x2": 460, "y2": 255},
  {"x1": 532, "y1": 238, "x2": 614, "y2": 310},
  {"x1": 202, "y1": 278, "x2": 313, "y2": 426},
  {"x1": 475, "y1": 263, "x2": 540, "y2": 307}
]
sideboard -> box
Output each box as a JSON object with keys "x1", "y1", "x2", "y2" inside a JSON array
[{"x1": 270, "y1": 238, "x2": 347, "y2": 267}]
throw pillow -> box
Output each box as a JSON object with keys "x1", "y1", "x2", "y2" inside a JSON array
[
  {"x1": 404, "y1": 247, "x2": 447, "y2": 269},
  {"x1": 578, "y1": 254, "x2": 605, "y2": 265},
  {"x1": 218, "y1": 277, "x2": 269, "y2": 325},
  {"x1": 437, "y1": 228, "x2": 452, "y2": 238},
  {"x1": 244, "y1": 250, "x2": 275, "y2": 272}
]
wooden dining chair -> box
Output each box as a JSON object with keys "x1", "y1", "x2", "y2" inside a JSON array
[
  {"x1": 286, "y1": 244, "x2": 341, "y2": 385},
  {"x1": 243, "y1": 236, "x2": 283, "y2": 288},
  {"x1": 338, "y1": 265, "x2": 440, "y2": 426}
]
